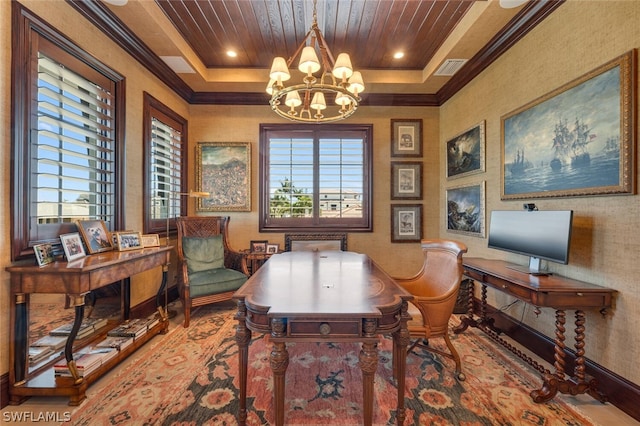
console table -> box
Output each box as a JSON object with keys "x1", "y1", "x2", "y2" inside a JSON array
[
  {"x1": 456, "y1": 257, "x2": 616, "y2": 403},
  {"x1": 233, "y1": 250, "x2": 412, "y2": 426},
  {"x1": 5, "y1": 246, "x2": 172, "y2": 406}
]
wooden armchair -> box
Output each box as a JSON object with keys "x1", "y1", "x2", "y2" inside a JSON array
[
  {"x1": 393, "y1": 239, "x2": 468, "y2": 380},
  {"x1": 176, "y1": 216, "x2": 249, "y2": 327}
]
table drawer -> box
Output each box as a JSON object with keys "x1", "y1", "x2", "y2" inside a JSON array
[{"x1": 288, "y1": 320, "x2": 362, "y2": 338}]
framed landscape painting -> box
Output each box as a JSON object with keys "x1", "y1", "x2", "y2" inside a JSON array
[
  {"x1": 196, "y1": 142, "x2": 251, "y2": 211},
  {"x1": 446, "y1": 120, "x2": 485, "y2": 179},
  {"x1": 446, "y1": 182, "x2": 485, "y2": 237},
  {"x1": 501, "y1": 50, "x2": 635, "y2": 199}
]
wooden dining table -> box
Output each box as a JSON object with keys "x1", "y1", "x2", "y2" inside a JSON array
[{"x1": 233, "y1": 250, "x2": 413, "y2": 425}]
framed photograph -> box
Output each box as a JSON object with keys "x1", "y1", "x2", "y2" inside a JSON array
[
  {"x1": 33, "y1": 243, "x2": 55, "y2": 267},
  {"x1": 284, "y1": 233, "x2": 347, "y2": 252},
  {"x1": 60, "y1": 233, "x2": 87, "y2": 261},
  {"x1": 250, "y1": 240, "x2": 268, "y2": 253},
  {"x1": 446, "y1": 182, "x2": 485, "y2": 237},
  {"x1": 77, "y1": 220, "x2": 113, "y2": 254},
  {"x1": 141, "y1": 234, "x2": 160, "y2": 248},
  {"x1": 196, "y1": 142, "x2": 251, "y2": 212},
  {"x1": 391, "y1": 119, "x2": 422, "y2": 157},
  {"x1": 502, "y1": 50, "x2": 636, "y2": 199},
  {"x1": 391, "y1": 162, "x2": 422, "y2": 200},
  {"x1": 266, "y1": 243, "x2": 280, "y2": 254},
  {"x1": 391, "y1": 204, "x2": 422, "y2": 243},
  {"x1": 115, "y1": 232, "x2": 143, "y2": 251},
  {"x1": 447, "y1": 120, "x2": 485, "y2": 179}
]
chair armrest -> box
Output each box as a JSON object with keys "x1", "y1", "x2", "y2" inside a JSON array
[{"x1": 225, "y1": 248, "x2": 250, "y2": 276}]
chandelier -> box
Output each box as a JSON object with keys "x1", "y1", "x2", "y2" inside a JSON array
[{"x1": 267, "y1": 0, "x2": 365, "y2": 123}]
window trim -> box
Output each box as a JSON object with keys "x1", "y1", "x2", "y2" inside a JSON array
[
  {"x1": 259, "y1": 123, "x2": 373, "y2": 233},
  {"x1": 11, "y1": 3, "x2": 125, "y2": 260},
  {"x1": 142, "y1": 92, "x2": 188, "y2": 237}
]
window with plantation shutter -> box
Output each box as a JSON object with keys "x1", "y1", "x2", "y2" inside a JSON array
[
  {"x1": 12, "y1": 6, "x2": 124, "y2": 260},
  {"x1": 35, "y1": 54, "x2": 115, "y2": 227},
  {"x1": 259, "y1": 124, "x2": 373, "y2": 232},
  {"x1": 143, "y1": 93, "x2": 187, "y2": 236}
]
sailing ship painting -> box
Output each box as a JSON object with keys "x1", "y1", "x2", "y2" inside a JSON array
[{"x1": 501, "y1": 55, "x2": 632, "y2": 199}]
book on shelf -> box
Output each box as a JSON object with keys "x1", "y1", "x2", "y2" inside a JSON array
[
  {"x1": 95, "y1": 336, "x2": 134, "y2": 351},
  {"x1": 29, "y1": 346, "x2": 55, "y2": 364},
  {"x1": 107, "y1": 318, "x2": 148, "y2": 340},
  {"x1": 53, "y1": 346, "x2": 117, "y2": 377},
  {"x1": 49, "y1": 317, "x2": 109, "y2": 340},
  {"x1": 31, "y1": 334, "x2": 68, "y2": 351}
]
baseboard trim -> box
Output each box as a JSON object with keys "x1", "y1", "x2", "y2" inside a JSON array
[{"x1": 474, "y1": 300, "x2": 640, "y2": 422}]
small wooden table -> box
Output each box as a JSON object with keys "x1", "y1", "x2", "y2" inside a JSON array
[
  {"x1": 233, "y1": 250, "x2": 413, "y2": 426},
  {"x1": 456, "y1": 257, "x2": 616, "y2": 403},
  {"x1": 6, "y1": 246, "x2": 172, "y2": 405}
]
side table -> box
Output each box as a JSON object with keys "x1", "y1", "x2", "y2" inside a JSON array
[{"x1": 242, "y1": 250, "x2": 274, "y2": 276}]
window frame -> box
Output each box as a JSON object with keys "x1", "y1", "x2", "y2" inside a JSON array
[
  {"x1": 259, "y1": 123, "x2": 373, "y2": 233},
  {"x1": 143, "y1": 92, "x2": 188, "y2": 237},
  {"x1": 11, "y1": 4, "x2": 125, "y2": 260}
]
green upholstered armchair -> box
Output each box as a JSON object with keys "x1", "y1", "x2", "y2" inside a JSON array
[{"x1": 176, "y1": 216, "x2": 248, "y2": 327}]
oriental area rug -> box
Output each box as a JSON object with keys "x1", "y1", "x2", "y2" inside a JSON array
[{"x1": 49, "y1": 303, "x2": 596, "y2": 425}]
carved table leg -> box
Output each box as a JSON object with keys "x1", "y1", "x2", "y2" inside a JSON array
[
  {"x1": 392, "y1": 301, "x2": 410, "y2": 425},
  {"x1": 360, "y1": 341, "x2": 378, "y2": 426},
  {"x1": 234, "y1": 300, "x2": 251, "y2": 425},
  {"x1": 271, "y1": 341, "x2": 289, "y2": 426},
  {"x1": 531, "y1": 309, "x2": 566, "y2": 402},
  {"x1": 64, "y1": 294, "x2": 88, "y2": 385},
  {"x1": 454, "y1": 279, "x2": 477, "y2": 334}
]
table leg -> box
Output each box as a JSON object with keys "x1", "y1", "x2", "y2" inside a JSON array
[
  {"x1": 13, "y1": 293, "x2": 28, "y2": 386},
  {"x1": 394, "y1": 300, "x2": 410, "y2": 425},
  {"x1": 234, "y1": 301, "x2": 251, "y2": 425},
  {"x1": 65, "y1": 294, "x2": 87, "y2": 384},
  {"x1": 360, "y1": 341, "x2": 378, "y2": 426},
  {"x1": 271, "y1": 341, "x2": 289, "y2": 426}
]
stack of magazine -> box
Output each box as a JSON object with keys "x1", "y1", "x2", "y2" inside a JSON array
[
  {"x1": 107, "y1": 314, "x2": 159, "y2": 341},
  {"x1": 53, "y1": 346, "x2": 118, "y2": 377},
  {"x1": 49, "y1": 317, "x2": 109, "y2": 340}
]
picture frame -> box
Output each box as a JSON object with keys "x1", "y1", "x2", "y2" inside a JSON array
[
  {"x1": 141, "y1": 234, "x2": 161, "y2": 248},
  {"x1": 77, "y1": 220, "x2": 113, "y2": 254},
  {"x1": 33, "y1": 243, "x2": 55, "y2": 267},
  {"x1": 501, "y1": 50, "x2": 636, "y2": 199},
  {"x1": 391, "y1": 161, "x2": 422, "y2": 200},
  {"x1": 391, "y1": 204, "x2": 422, "y2": 243},
  {"x1": 115, "y1": 232, "x2": 143, "y2": 251},
  {"x1": 60, "y1": 232, "x2": 87, "y2": 261},
  {"x1": 284, "y1": 233, "x2": 347, "y2": 252},
  {"x1": 266, "y1": 243, "x2": 280, "y2": 254},
  {"x1": 446, "y1": 120, "x2": 486, "y2": 179},
  {"x1": 250, "y1": 240, "x2": 268, "y2": 253},
  {"x1": 391, "y1": 119, "x2": 423, "y2": 157},
  {"x1": 446, "y1": 181, "x2": 485, "y2": 237},
  {"x1": 196, "y1": 142, "x2": 251, "y2": 211}
]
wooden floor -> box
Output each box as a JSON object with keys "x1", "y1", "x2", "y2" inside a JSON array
[{"x1": 2, "y1": 302, "x2": 637, "y2": 425}]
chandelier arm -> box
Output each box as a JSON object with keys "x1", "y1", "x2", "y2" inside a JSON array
[
  {"x1": 286, "y1": 28, "x2": 316, "y2": 68},
  {"x1": 311, "y1": 25, "x2": 335, "y2": 71}
]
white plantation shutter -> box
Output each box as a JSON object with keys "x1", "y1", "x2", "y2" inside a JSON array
[
  {"x1": 33, "y1": 53, "x2": 115, "y2": 226},
  {"x1": 150, "y1": 117, "x2": 183, "y2": 221}
]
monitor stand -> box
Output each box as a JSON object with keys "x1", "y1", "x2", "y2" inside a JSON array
[{"x1": 505, "y1": 257, "x2": 551, "y2": 276}]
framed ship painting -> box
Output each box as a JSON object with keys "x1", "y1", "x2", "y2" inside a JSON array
[
  {"x1": 501, "y1": 50, "x2": 635, "y2": 200},
  {"x1": 446, "y1": 121, "x2": 485, "y2": 179},
  {"x1": 446, "y1": 182, "x2": 485, "y2": 238}
]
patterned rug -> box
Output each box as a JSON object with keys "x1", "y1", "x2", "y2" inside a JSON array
[{"x1": 64, "y1": 303, "x2": 598, "y2": 425}]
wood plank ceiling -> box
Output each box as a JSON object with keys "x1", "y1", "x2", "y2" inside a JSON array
[{"x1": 70, "y1": 0, "x2": 564, "y2": 105}]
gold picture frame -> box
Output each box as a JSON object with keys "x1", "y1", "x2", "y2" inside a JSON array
[
  {"x1": 77, "y1": 220, "x2": 113, "y2": 254},
  {"x1": 501, "y1": 50, "x2": 636, "y2": 199},
  {"x1": 196, "y1": 142, "x2": 251, "y2": 212}
]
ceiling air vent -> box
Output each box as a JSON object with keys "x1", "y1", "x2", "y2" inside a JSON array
[{"x1": 434, "y1": 59, "x2": 468, "y2": 76}]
